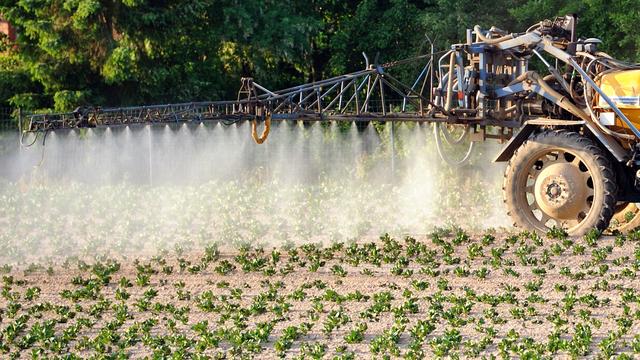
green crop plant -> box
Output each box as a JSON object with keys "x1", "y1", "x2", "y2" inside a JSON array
[{"x1": 0, "y1": 215, "x2": 637, "y2": 358}]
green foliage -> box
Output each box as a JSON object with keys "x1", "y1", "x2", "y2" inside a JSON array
[
  {"x1": 1, "y1": 0, "x2": 637, "y2": 111},
  {"x1": 53, "y1": 90, "x2": 90, "y2": 112},
  {"x1": 510, "y1": 0, "x2": 640, "y2": 62},
  {"x1": 2, "y1": 229, "x2": 640, "y2": 357}
]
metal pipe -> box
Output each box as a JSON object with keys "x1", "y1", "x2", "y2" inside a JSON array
[
  {"x1": 379, "y1": 76, "x2": 386, "y2": 115},
  {"x1": 473, "y1": 25, "x2": 516, "y2": 44},
  {"x1": 445, "y1": 52, "x2": 456, "y2": 111},
  {"x1": 365, "y1": 74, "x2": 373, "y2": 113},
  {"x1": 308, "y1": 81, "x2": 342, "y2": 109},
  {"x1": 381, "y1": 75, "x2": 427, "y2": 110},
  {"x1": 340, "y1": 75, "x2": 370, "y2": 114},
  {"x1": 354, "y1": 81, "x2": 360, "y2": 114},
  {"x1": 338, "y1": 81, "x2": 344, "y2": 110},
  {"x1": 455, "y1": 52, "x2": 466, "y2": 108},
  {"x1": 532, "y1": 49, "x2": 571, "y2": 94},
  {"x1": 429, "y1": 45, "x2": 434, "y2": 105},
  {"x1": 403, "y1": 61, "x2": 430, "y2": 111},
  {"x1": 323, "y1": 79, "x2": 356, "y2": 112},
  {"x1": 569, "y1": 58, "x2": 640, "y2": 138},
  {"x1": 510, "y1": 71, "x2": 590, "y2": 121},
  {"x1": 361, "y1": 75, "x2": 380, "y2": 113}
]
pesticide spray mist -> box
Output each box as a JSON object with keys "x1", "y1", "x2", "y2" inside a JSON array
[{"x1": 0, "y1": 122, "x2": 508, "y2": 263}]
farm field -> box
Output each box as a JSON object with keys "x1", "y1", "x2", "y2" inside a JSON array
[
  {"x1": 3, "y1": 0, "x2": 640, "y2": 358},
  {"x1": 2, "y1": 227, "x2": 640, "y2": 358},
  {"x1": 0, "y1": 133, "x2": 637, "y2": 358}
]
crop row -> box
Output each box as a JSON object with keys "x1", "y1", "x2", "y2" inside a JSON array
[{"x1": 1, "y1": 227, "x2": 640, "y2": 358}]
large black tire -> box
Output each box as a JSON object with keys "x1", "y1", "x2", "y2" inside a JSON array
[{"x1": 503, "y1": 130, "x2": 617, "y2": 236}]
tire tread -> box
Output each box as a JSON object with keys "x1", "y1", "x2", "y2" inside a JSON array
[{"x1": 503, "y1": 129, "x2": 617, "y2": 235}]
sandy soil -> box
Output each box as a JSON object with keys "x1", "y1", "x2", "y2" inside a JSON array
[{"x1": 1, "y1": 231, "x2": 640, "y2": 358}]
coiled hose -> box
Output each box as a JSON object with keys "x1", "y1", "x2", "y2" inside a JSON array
[
  {"x1": 251, "y1": 114, "x2": 271, "y2": 144},
  {"x1": 434, "y1": 123, "x2": 475, "y2": 166},
  {"x1": 435, "y1": 52, "x2": 474, "y2": 166}
]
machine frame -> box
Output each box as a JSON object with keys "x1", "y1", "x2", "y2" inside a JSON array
[{"x1": 21, "y1": 15, "x2": 640, "y2": 234}]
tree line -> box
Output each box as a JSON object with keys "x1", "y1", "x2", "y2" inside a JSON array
[{"x1": 0, "y1": 0, "x2": 638, "y2": 113}]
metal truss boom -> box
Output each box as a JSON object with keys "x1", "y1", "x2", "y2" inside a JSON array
[{"x1": 24, "y1": 53, "x2": 517, "y2": 133}]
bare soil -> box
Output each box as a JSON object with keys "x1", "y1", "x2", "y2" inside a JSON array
[{"x1": 1, "y1": 231, "x2": 640, "y2": 358}]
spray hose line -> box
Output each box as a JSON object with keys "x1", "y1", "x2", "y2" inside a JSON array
[{"x1": 251, "y1": 114, "x2": 271, "y2": 144}]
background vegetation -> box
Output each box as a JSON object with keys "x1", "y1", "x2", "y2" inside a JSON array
[{"x1": 0, "y1": 0, "x2": 638, "y2": 112}]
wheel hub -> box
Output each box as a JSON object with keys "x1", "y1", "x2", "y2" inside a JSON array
[
  {"x1": 534, "y1": 163, "x2": 588, "y2": 220},
  {"x1": 546, "y1": 182, "x2": 563, "y2": 199}
]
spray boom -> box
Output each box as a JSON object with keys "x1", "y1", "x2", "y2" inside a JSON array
[
  {"x1": 21, "y1": 15, "x2": 640, "y2": 166},
  {"x1": 17, "y1": 15, "x2": 640, "y2": 236}
]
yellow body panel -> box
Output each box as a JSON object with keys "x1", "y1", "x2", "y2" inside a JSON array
[{"x1": 597, "y1": 69, "x2": 640, "y2": 130}]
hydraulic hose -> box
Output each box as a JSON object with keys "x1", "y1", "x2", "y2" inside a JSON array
[
  {"x1": 437, "y1": 51, "x2": 474, "y2": 166},
  {"x1": 473, "y1": 25, "x2": 516, "y2": 45},
  {"x1": 434, "y1": 123, "x2": 475, "y2": 167},
  {"x1": 440, "y1": 114, "x2": 469, "y2": 145},
  {"x1": 513, "y1": 68, "x2": 636, "y2": 141},
  {"x1": 573, "y1": 57, "x2": 640, "y2": 139},
  {"x1": 582, "y1": 58, "x2": 636, "y2": 140},
  {"x1": 510, "y1": 71, "x2": 590, "y2": 122},
  {"x1": 251, "y1": 114, "x2": 271, "y2": 144}
]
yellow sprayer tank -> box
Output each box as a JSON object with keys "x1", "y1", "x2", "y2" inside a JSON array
[{"x1": 597, "y1": 69, "x2": 640, "y2": 132}]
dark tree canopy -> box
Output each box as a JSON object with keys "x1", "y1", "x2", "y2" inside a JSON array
[{"x1": 0, "y1": 0, "x2": 638, "y2": 112}]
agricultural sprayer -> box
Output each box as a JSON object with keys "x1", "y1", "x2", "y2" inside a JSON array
[{"x1": 22, "y1": 15, "x2": 640, "y2": 236}]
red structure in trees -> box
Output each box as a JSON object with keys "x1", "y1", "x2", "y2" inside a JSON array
[{"x1": 0, "y1": 16, "x2": 16, "y2": 42}]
